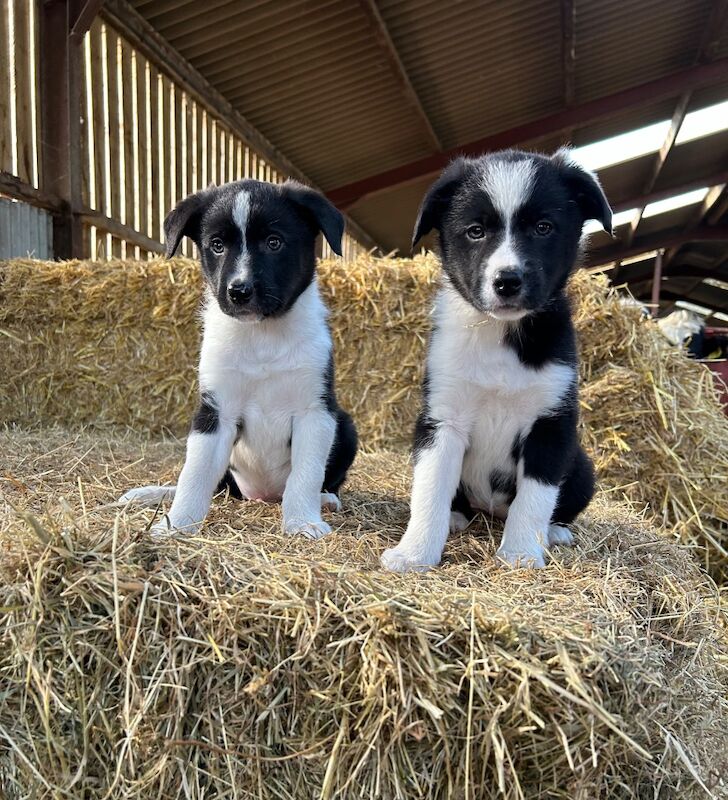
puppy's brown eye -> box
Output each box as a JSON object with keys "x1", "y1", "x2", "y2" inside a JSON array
[
  {"x1": 466, "y1": 224, "x2": 485, "y2": 240},
  {"x1": 210, "y1": 237, "x2": 225, "y2": 254},
  {"x1": 267, "y1": 235, "x2": 282, "y2": 251},
  {"x1": 535, "y1": 220, "x2": 553, "y2": 236}
]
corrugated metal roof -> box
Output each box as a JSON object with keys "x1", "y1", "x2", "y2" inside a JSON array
[{"x1": 128, "y1": 0, "x2": 728, "y2": 315}]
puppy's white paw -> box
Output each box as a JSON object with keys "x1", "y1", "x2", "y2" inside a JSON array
[
  {"x1": 449, "y1": 511, "x2": 470, "y2": 533},
  {"x1": 117, "y1": 485, "x2": 176, "y2": 507},
  {"x1": 150, "y1": 516, "x2": 200, "y2": 538},
  {"x1": 284, "y1": 519, "x2": 332, "y2": 540},
  {"x1": 380, "y1": 547, "x2": 436, "y2": 573},
  {"x1": 495, "y1": 545, "x2": 547, "y2": 569},
  {"x1": 320, "y1": 492, "x2": 342, "y2": 512},
  {"x1": 548, "y1": 524, "x2": 574, "y2": 547},
  {"x1": 150, "y1": 518, "x2": 175, "y2": 538}
]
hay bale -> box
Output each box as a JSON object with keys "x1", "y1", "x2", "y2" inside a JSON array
[
  {"x1": 1, "y1": 427, "x2": 726, "y2": 799},
  {"x1": 569, "y1": 271, "x2": 728, "y2": 582},
  {"x1": 2, "y1": 254, "x2": 727, "y2": 580},
  {"x1": 0, "y1": 257, "x2": 202, "y2": 434}
]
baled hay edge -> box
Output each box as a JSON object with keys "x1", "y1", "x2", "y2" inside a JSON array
[
  {"x1": 0, "y1": 254, "x2": 726, "y2": 580},
  {"x1": 0, "y1": 427, "x2": 726, "y2": 799}
]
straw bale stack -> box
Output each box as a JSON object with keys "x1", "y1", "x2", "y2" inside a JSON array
[
  {"x1": 1, "y1": 427, "x2": 726, "y2": 799},
  {"x1": 1, "y1": 254, "x2": 726, "y2": 578},
  {"x1": 569, "y1": 272, "x2": 728, "y2": 581}
]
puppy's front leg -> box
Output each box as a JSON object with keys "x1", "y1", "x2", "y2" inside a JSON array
[
  {"x1": 154, "y1": 402, "x2": 237, "y2": 536},
  {"x1": 496, "y1": 414, "x2": 570, "y2": 568},
  {"x1": 381, "y1": 423, "x2": 467, "y2": 572},
  {"x1": 282, "y1": 409, "x2": 337, "y2": 539}
]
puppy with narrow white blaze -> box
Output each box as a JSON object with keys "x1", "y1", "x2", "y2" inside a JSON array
[
  {"x1": 118, "y1": 179, "x2": 357, "y2": 538},
  {"x1": 381, "y1": 148, "x2": 612, "y2": 573}
]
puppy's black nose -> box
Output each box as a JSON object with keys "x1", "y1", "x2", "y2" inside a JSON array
[
  {"x1": 493, "y1": 270, "x2": 523, "y2": 298},
  {"x1": 227, "y1": 280, "x2": 254, "y2": 305}
]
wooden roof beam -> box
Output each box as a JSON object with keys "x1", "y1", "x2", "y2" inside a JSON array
[
  {"x1": 623, "y1": 92, "x2": 690, "y2": 247},
  {"x1": 584, "y1": 225, "x2": 728, "y2": 269},
  {"x1": 560, "y1": 0, "x2": 576, "y2": 142},
  {"x1": 327, "y1": 57, "x2": 728, "y2": 209},
  {"x1": 662, "y1": 183, "x2": 728, "y2": 267},
  {"x1": 100, "y1": 0, "x2": 381, "y2": 252},
  {"x1": 610, "y1": 169, "x2": 728, "y2": 213},
  {"x1": 355, "y1": 0, "x2": 441, "y2": 152},
  {"x1": 623, "y1": 0, "x2": 728, "y2": 246}
]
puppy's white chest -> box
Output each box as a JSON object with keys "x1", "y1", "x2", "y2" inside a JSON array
[
  {"x1": 227, "y1": 363, "x2": 324, "y2": 501},
  {"x1": 428, "y1": 298, "x2": 575, "y2": 511},
  {"x1": 197, "y1": 284, "x2": 331, "y2": 501}
]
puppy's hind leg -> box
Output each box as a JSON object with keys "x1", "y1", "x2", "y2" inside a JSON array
[{"x1": 450, "y1": 484, "x2": 475, "y2": 533}]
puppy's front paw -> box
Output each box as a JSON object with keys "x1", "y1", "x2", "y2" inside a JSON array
[
  {"x1": 284, "y1": 518, "x2": 332, "y2": 540},
  {"x1": 380, "y1": 547, "x2": 436, "y2": 573},
  {"x1": 150, "y1": 516, "x2": 200, "y2": 538},
  {"x1": 150, "y1": 517, "x2": 175, "y2": 538},
  {"x1": 495, "y1": 544, "x2": 547, "y2": 569},
  {"x1": 118, "y1": 485, "x2": 175, "y2": 507}
]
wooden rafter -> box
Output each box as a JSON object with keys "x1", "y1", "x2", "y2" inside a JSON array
[
  {"x1": 326, "y1": 57, "x2": 728, "y2": 208},
  {"x1": 560, "y1": 0, "x2": 576, "y2": 142},
  {"x1": 611, "y1": 169, "x2": 728, "y2": 214},
  {"x1": 622, "y1": 92, "x2": 691, "y2": 247},
  {"x1": 625, "y1": 0, "x2": 728, "y2": 247},
  {"x1": 355, "y1": 0, "x2": 441, "y2": 152},
  {"x1": 662, "y1": 183, "x2": 728, "y2": 267},
  {"x1": 100, "y1": 0, "x2": 380, "y2": 251},
  {"x1": 584, "y1": 225, "x2": 728, "y2": 269}
]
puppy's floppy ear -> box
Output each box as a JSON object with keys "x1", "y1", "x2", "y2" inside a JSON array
[
  {"x1": 284, "y1": 181, "x2": 345, "y2": 256},
  {"x1": 552, "y1": 148, "x2": 613, "y2": 235},
  {"x1": 163, "y1": 186, "x2": 216, "y2": 258},
  {"x1": 412, "y1": 157, "x2": 473, "y2": 251}
]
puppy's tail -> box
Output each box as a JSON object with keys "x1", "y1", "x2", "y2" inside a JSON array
[{"x1": 115, "y1": 485, "x2": 177, "y2": 507}]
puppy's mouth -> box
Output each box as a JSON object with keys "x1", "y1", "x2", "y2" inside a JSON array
[
  {"x1": 216, "y1": 294, "x2": 283, "y2": 322},
  {"x1": 487, "y1": 303, "x2": 530, "y2": 322}
]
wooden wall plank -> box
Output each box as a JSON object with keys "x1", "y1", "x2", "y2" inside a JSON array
[
  {"x1": 30, "y1": 0, "x2": 41, "y2": 188},
  {"x1": 195, "y1": 103, "x2": 203, "y2": 193},
  {"x1": 160, "y1": 74, "x2": 171, "y2": 221},
  {"x1": 0, "y1": 4, "x2": 12, "y2": 173},
  {"x1": 209, "y1": 117, "x2": 216, "y2": 188},
  {"x1": 135, "y1": 53, "x2": 149, "y2": 241},
  {"x1": 148, "y1": 63, "x2": 160, "y2": 243},
  {"x1": 89, "y1": 21, "x2": 105, "y2": 215},
  {"x1": 185, "y1": 95, "x2": 197, "y2": 195},
  {"x1": 121, "y1": 40, "x2": 135, "y2": 234},
  {"x1": 13, "y1": 0, "x2": 34, "y2": 184},
  {"x1": 105, "y1": 26, "x2": 121, "y2": 256},
  {"x1": 173, "y1": 84, "x2": 183, "y2": 207}
]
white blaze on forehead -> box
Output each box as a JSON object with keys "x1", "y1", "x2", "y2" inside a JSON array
[
  {"x1": 480, "y1": 158, "x2": 537, "y2": 221},
  {"x1": 231, "y1": 190, "x2": 251, "y2": 281},
  {"x1": 479, "y1": 158, "x2": 536, "y2": 313},
  {"x1": 232, "y1": 190, "x2": 251, "y2": 239}
]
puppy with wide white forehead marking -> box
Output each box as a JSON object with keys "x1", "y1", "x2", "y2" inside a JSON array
[
  {"x1": 381, "y1": 148, "x2": 612, "y2": 573},
  {"x1": 119, "y1": 179, "x2": 357, "y2": 539}
]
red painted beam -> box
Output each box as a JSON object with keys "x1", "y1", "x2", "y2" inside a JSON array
[{"x1": 327, "y1": 57, "x2": 728, "y2": 209}]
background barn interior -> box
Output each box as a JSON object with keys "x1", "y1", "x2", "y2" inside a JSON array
[{"x1": 1, "y1": 1, "x2": 728, "y2": 799}]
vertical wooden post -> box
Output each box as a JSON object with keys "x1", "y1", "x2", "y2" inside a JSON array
[
  {"x1": 39, "y1": 0, "x2": 101, "y2": 258},
  {"x1": 651, "y1": 249, "x2": 665, "y2": 316}
]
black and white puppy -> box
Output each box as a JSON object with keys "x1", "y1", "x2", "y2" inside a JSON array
[
  {"x1": 120, "y1": 179, "x2": 357, "y2": 538},
  {"x1": 381, "y1": 148, "x2": 612, "y2": 572}
]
